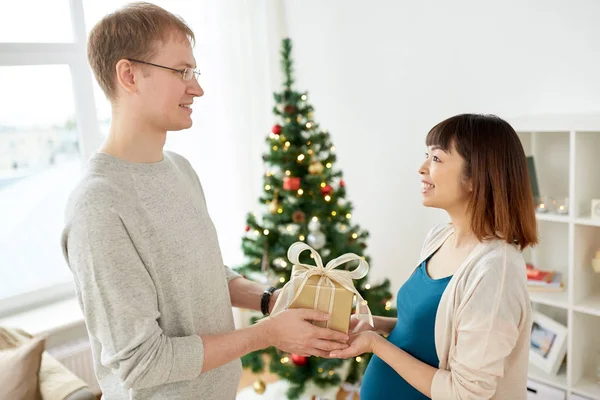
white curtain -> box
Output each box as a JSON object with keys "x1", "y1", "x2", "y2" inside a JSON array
[{"x1": 166, "y1": 0, "x2": 286, "y2": 268}]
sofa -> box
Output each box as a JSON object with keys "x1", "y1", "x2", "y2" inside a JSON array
[{"x1": 0, "y1": 327, "x2": 96, "y2": 400}]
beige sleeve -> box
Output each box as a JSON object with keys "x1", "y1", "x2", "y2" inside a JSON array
[
  {"x1": 430, "y1": 252, "x2": 524, "y2": 400},
  {"x1": 420, "y1": 224, "x2": 451, "y2": 259}
]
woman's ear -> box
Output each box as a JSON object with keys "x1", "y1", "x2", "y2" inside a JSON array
[{"x1": 462, "y1": 175, "x2": 474, "y2": 193}]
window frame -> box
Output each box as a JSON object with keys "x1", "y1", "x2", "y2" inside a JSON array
[{"x1": 0, "y1": 0, "x2": 102, "y2": 317}]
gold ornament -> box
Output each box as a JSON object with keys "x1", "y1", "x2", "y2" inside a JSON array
[
  {"x1": 268, "y1": 201, "x2": 278, "y2": 214},
  {"x1": 268, "y1": 190, "x2": 280, "y2": 214},
  {"x1": 308, "y1": 160, "x2": 324, "y2": 175},
  {"x1": 253, "y1": 379, "x2": 266, "y2": 394},
  {"x1": 261, "y1": 242, "x2": 269, "y2": 272}
]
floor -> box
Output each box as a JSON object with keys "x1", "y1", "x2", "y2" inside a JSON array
[
  {"x1": 238, "y1": 368, "x2": 359, "y2": 400},
  {"x1": 238, "y1": 364, "x2": 281, "y2": 392},
  {"x1": 94, "y1": 365, "x2": 357, "y2": 399}
]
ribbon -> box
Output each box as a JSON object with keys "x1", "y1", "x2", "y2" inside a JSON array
[
  {"x1": 341, "y1": 381, "x2": 361, "y2": 400},
  {"x1": 270, "y1": 242, "x2": 374, "y2": 329}
]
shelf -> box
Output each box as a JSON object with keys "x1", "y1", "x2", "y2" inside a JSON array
[
  {"x1": 572, "y1": 376, "x2": 600, "y2": 400},
  {"x1": 510, "y1": 113, "x2": 600, "y2": 132},
  {"x1": 575, "y1": 217, "x2": 600, "y2": 227},
  {"x1": 528, "y1": 363, "x2": 568, "y2": 390},
  {"x1": 533, "y1": 215, "x2": 600, "y2": 226},
  {"x1": 573, "y1": 294, "x2": 600, "y2": 317},
  {"x1": 536, "y1": 213, "x2": 571, "y2": 223},
  {"x1": 529, "y1": 291, "x2": 569, "y2": 310},
  {"x1": 516, "y1": 117, "x2": 600, "y2": 399}
]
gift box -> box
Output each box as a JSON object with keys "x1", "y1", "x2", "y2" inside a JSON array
[
  {"x1": 288, "y1": 274, "x2": 354, "y2": 333},
  {"x1": 283, "y1": 176, "x2": 301, "y2": 191},
  {"x1": 270, "y1": 242, "x2": 373, "y2": 334}
]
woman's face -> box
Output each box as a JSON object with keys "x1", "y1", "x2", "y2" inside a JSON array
[{"x1": 419, "y1": 141, "x2": 472, "y2": 212}]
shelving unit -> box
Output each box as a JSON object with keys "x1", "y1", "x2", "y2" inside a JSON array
[{"x1": 511, "y1": 114, "x2": 600, "y2": 399}]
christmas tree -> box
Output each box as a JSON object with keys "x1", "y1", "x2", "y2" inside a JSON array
[{"x1": 237, "y1": 38, "x2": 396, "y2": 399}]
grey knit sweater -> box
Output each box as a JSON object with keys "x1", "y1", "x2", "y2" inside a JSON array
[{"x1": 61, "y1": 151, "x2": 242, "y2": 399}]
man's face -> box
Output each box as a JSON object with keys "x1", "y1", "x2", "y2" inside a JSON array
[{"x1": 136, "y1": 34, "x2": 204, "y2": 132}]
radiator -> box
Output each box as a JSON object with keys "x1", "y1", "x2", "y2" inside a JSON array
[{"x1": 48, "y1": 337, "x2": 101, "y2": 395}]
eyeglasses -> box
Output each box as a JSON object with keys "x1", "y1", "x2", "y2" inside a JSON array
[{"x1": 126, "y1": 58, "x2": 201, "y2": 81}]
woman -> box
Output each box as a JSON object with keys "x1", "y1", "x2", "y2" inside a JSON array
[{"x1": 331, "y1": 114, "x2": 537, "y2": 399}]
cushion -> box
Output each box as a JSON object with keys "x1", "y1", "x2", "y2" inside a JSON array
[
  {"x1": 0, "y1": 330, "x2": 45, "y2": 400},
  {"x1": 39, "y1": 349, "x2": 89, "y2": 400}
]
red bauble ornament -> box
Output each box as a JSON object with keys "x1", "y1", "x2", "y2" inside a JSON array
[
  {"x1": 284, "y1": 105, "x2": 296, "y2": 114},
  {"x1": 283, "y1": 177, "x2": 301, "y2": 191},
  {"x1": 272, "y1": 124, "x2": 282, "y2": 135},
  {"x1": 292, "y1": 210, "x2": 306, "y2": 223},
  {"x1": 320, "y1": 184, "x2": 334, "y2": 195},
  {"x1": 245, "y1": 225, "x2": 250, "y2": 232},
  {"x1": 291, "y1": 353, "x2": 309, "y2": 366},
  {"x1": 339, "y1": 180, "x2": 345, "y2": 187}
]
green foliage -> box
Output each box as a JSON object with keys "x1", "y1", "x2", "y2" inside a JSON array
[{"x1": 237, "y1": 38, "x2": 396, "y2": 399}]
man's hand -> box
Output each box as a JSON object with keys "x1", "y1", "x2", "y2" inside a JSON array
[
  {"x1": 349, "y1": 314, "x2": 375, "y2": 334},
  {"x1": 261, "y1": 309, "x2": 350, "y2": 357}
]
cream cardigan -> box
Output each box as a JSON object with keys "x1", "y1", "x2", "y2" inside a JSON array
[{"x1": 420, "y1": 224, "x2": 532, "y2": 400}]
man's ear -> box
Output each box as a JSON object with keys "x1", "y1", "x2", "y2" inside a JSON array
[{"x1": 115, "y1": 59, "x2": 137, "y2": 94}]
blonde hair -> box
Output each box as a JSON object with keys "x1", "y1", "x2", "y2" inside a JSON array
[{"x1": 87, "y1": 2, "x2": 195, "y2": 100}]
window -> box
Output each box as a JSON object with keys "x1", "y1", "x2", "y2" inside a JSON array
[
  {"x1": 0, "y1": 1, "x2": 201, "y2": 317},
  {"x1": 0, "y1": 65, "x2": 79, "y2": 309},
  {"x1": 0, "y1": 2, "x2": 100, "y2": 317},
  {"x1": 0, "y1": 1, "x2": 73, "y2": 43}
]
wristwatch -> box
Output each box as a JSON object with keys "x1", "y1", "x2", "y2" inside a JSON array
[{"x1": 261, "y1": 286, "x2": 276, "y2": 316}]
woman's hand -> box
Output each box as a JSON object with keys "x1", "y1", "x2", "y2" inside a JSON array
[{"x1": 329, "y1": 331, "x2": 379, "y2": 359}]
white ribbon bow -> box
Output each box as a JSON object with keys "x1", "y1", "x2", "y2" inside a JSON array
[
  {"x1": 341, "y1": 380, "x2": 361, "y2": 400},
  {"x1": 270, "y1": 242, "x2": 374, "y2": 329}
]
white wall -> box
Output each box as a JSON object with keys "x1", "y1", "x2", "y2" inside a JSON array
[
  {"x1": 164, "y1": 1, "x2": 279, "y2": 272},
  {"x1": 167, "y1": 0, "x2": 600, "y2": 295},
  {"x1": 276, "y1": 0, "x2": 600, "y2": 290}
]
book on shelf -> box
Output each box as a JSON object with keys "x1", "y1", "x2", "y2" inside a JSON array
[
  {"x1": 527, "y1": 268, "x2": 554, "y2": 282},
  {"x1": 526, "y1": 264, "x2": 565, "y2": 292},
  {"x1": 528, "y1": 281, "x2": 564, "y2": 292}
]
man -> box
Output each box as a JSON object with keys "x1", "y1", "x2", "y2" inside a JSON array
[{"x1": 61, "y1": 3, "x2": 348, "y2": 399}]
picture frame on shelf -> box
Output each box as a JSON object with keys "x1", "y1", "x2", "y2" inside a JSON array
[{"x1": 529, "y1": 310, "x2": 568, "y2": 375}]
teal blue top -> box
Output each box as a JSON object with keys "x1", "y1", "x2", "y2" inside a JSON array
[{"x1": 360, "y1": 260, "x2": 452, "y2": 399}]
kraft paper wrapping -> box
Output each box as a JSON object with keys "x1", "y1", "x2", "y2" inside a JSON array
[
  {"x1": 289, "y1": 274, "x2": 355, "y2": 333},
  {"x1": 270, "y1": 242, "x2": 373, "y2": 334}
]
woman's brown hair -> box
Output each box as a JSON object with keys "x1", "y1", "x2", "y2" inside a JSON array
[{"x1": 426, "y1": 114, "x2": 538, "y2": 250}]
